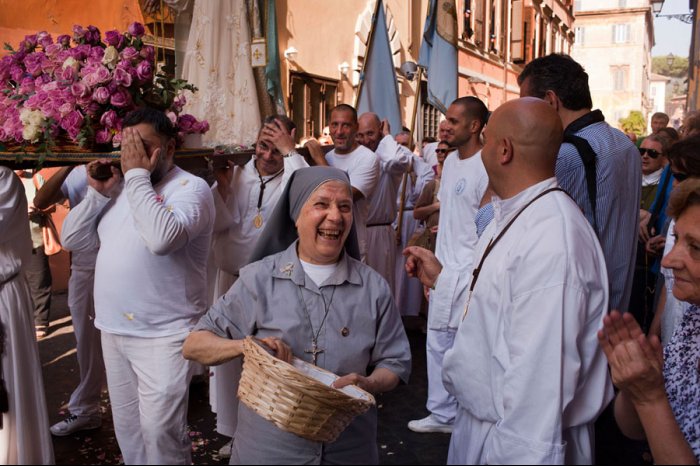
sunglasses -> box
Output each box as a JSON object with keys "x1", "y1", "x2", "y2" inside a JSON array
[
  {"x1": 435, "y1": 149, "x2": 450, "y2": 154},
  {"x1": 639, "y1": 147, "x2": 662, "y2": 159},
  {"x1": 672, "y1": 171, "x2": 689, "y2": 182}
]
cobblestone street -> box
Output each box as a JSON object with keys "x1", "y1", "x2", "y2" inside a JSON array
[{"x1": 40, "y1": 292, "x2": 450, "y2": 465}]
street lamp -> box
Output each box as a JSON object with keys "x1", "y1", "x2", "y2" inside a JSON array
[
  {"x1": 667, "y1": 53, "x2": 675, "y2": 68},
  {"x1": 651, "y1": 0, "x2": 665, "y2": 15}
]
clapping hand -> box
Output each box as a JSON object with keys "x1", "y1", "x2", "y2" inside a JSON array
[{"x1": 597, "y1": 311, "x2": 666, "y2": 406}]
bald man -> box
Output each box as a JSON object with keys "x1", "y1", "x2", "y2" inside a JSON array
[
  {"x1": 405, "y1": 98, "x2": 613, "y2": 464},
  {"x1": 356, "y1": 112, "x2": 411, "y2": 294}
]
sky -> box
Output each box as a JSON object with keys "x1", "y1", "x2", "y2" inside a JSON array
[{"x1": 652, "y1": 0, "x2": 693, "y2": 57}]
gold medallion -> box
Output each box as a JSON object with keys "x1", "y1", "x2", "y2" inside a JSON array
[{"x1": 253, "y1": 213, "x2": 263, "y2": 229}]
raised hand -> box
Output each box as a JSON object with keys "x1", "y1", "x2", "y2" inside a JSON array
[
  {"x1": 121, "y1": 127, "x2": 159, "y2": 174},
  {"x1": 260, "y1": 119, "x2": 296, "y2": 156},
  {"x1": 86, "y1": 159, "x2": 121, "y2": 197}
]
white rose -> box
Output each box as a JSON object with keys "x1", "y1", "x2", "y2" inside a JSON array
[
  {"x1": 22, "y1": 124, "x2": 41, "y2": 143},
  {"x1": 20, "y1": 108, "x2": 44, "y2": 126},
  {"x1": 102, "y1": 46, "x2": 119, "y2": 69},
  {"x1": 62, "y1": 57, "x2": 80, "y2": 71}
]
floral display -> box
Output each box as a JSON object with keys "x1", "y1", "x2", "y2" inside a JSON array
[{"x1": 0, "y1": 22, "x2": 209, "y2": 151}]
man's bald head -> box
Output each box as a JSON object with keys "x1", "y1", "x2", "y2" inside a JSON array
[
  {"x1": 481, "y1": 97, "x2": 563, "y2": 198},
  {"x1": 357, "y1": 112, "x2": 383, "y2": 152}
]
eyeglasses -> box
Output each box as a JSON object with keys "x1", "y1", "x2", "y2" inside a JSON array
[
  {"x1": 672, "y1": 171, "x2": 690, "y2": 182},
  {"x1": 639, "y1": 147, "x2": 662, "y2": 159}
]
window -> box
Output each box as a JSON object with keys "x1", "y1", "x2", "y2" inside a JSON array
[
  {"x1": 574, "y1": 0, "x2": 582, "y2": 11},
  {"x1": 421, "y1": 82, "x2": 442, "y2": 140},
  {"x1": 511, "y1": 0, "x2": 524, "y2": 62},
  {"x1": 612, "y1": 66, "x2": 628, "y2": 91},
  {"x1": 612, "y1": 24, "x2": 630, "y2": 44},
  {"x1": 575, "y1": 27, "x2": 585, "y2": 46},
  {"x1": 473, "y1": 0, "x2": 485, "y2": 48},
  {"x1": 462, "y1": 0, "x2": 474, "y2": 40},
  {"x1": 289, "y1": 73, "x2": 338, "y2": 142}
]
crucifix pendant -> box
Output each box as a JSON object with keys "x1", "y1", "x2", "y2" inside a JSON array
[{"x1": 305, "y1": 340, "x2": 324, "y2": 365}]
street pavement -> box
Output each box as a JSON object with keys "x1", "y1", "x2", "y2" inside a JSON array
[{"x1": 40, "y1": 292, "x2": 450, "y2": 465}]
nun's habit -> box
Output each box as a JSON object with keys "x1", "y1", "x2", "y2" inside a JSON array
[{"x1": 194, "y1": 167, "x2": 411, "y2": 464}]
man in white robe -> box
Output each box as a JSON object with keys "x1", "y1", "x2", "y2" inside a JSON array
[
  {"x1": 405, "y1": 98, "x2": 613, "y2": 464},
  {"x1": 61, "y1": 108, "x2": 215, "y2": 465},
  {"x1": 0, "y1": 167, "x2": 54, "y2": 465},
  {"x1": 356, "y1": 113, "x2": 411, "y2": 294},
  {"x1": 208, "y1": 115, "x2": 308, "y2": 456},
  {"x1": 407, "y1": 97, "x2": 490, "y2": 434},
  {"x1": 321, "y1": 105, "x2": 380, "y2": 262},
  {"x1": 394, "y1": 155, "x2": 434, "y2": 317}
]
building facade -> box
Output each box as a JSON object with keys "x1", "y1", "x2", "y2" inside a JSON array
[{"x1": 571, "y1": 0, "x2": 655, "y2": 128}]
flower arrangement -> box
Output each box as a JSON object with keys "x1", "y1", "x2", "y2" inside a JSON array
[{"x1": 0, "y1": 22, "x2": 209, "y2": 153}]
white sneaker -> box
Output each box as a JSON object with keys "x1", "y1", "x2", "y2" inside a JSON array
[
  {"x1": 218, "y1": 439, "x2": 233, "y2": 459},
  {"x1": 407, "y1": 414, "x2": 453, "y2": 433},
  {"x1": 50, "y1": 414, "x2": 101, "y2": 436}
]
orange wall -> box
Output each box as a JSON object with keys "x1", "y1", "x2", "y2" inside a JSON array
[{"x1": 0, "y1": 0, "x2": 145, "y2": 55}]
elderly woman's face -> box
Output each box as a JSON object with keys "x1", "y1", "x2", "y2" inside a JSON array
[
  {"x1": 662, "y1": 204, "x2": 700, "y2": 305},
  {"x1": 295, "y1": 180, "x2": 353, "y2": 264}
]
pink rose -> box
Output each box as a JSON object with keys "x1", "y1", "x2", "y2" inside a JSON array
[
  {"x1": 127, "y1": 22, "x2": 145, "y2": 38},
  {"x1": 83, "y1": 65, "x2": 111, "y2": 87},
  {"x1": 56, "y1": 35, "x2": 71, "y2": 47},
  {"x1": 195, "y1": 120, "x2": 210, "y2": 133},
  {"x1": 95, "y1": 128, "x2": 112, "y2": 144},
  {"x1": 21, "y1": 34, "x2": 38, "y2": 51},
  {"x1": 24, "y1": 52, "x2": 45, "y2": 77},
  {"x1": 165, "y1": 111, "x2": 177, "y2": 124},
  {"x1": 60, "y1": 65, "x2": 77, "y2": 81},
  {"x1": 72, "y1": 25, "x2": 86, "y2": 43},
  {"x1": 100, "y1": 109, "x2": 119, "y2": 129},
  {"x1": 19, "y1": 77, "x2": 35, "y2": 95},
  {"x1": 44, "y1": 43, "x2": 63, "y2": 58},
  {"x1": 110, "y1": 88, "x2": 131, "y2": 108},
  {"x1": 71, "y1": 44, "x2": 91, "y2": 61},
  {"x1": 177, "y1": 114, "x2": 197, "y2": 133},
  {"x1": 88, "y1": 46, "x2": 104, "y2": 64},
  {"x1": 85, "y1": 26, "x2": 101, "y2": 45},
  {"x1": 70, "y1": 82, "x2": 89, "y2": 98},
  {"x1": 120, "y1": 47, "x2": 139, "y2": 61},
  {"x1": 92, "y1": 86, "x2": 110, "y2": 104},
  {"x1": 140, "y1": 45, "x2": 155, "y2": 62},
  {"x1": 61, "y1": 110, "x2": 84, "y2": 140},
  {"x1": 104, "y1": 30, "x2": 124, "y2": 48},
  {"x1": 37, "y1": 31, "x2": 53, "y2": 49},
  {"x1": 58, "y1": 102, "x2": 74, "y2": 117},
  {"x1": 135, "y1": 60, "x2": 152, "y2": 83},
  {"x1": 113, "y1": 67, "x2": 132, "y2": 87},
  {"x1": 10, "y1": 65, "x2": 23, "y2": 82}
]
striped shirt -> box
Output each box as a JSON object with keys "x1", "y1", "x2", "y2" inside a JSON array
[{"x1": 556, "y1": 119, "x2": 641, "y2": 312}]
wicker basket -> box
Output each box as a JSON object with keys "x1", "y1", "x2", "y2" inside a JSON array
[{"x1": 238, "y1": 336, "x2": 375, "y2": 443}]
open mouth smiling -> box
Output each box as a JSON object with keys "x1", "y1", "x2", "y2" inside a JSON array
[{"x1": 318, "y1": 228, "x2": 342, "y2": 240}]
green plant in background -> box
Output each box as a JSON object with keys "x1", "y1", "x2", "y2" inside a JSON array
[{"x1": 619, "y1": 111, "x2": 647, "y2": 137}]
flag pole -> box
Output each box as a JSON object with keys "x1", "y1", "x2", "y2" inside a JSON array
[
  {"x1": 354, "y1": 0, "x2": 383, "y2": 108},
  {"x1": 395, "y1": 66, "x2": 424, "y2": 245}
]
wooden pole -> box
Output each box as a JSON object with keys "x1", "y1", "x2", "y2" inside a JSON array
[{"x1": 395, "y1": 66, "x2": 424, "y2": 245}]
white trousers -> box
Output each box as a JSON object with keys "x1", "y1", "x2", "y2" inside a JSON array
[
  {"x1": 101, "y1": 331, "x2": 193, "y2": 465},
  {"x1": 209, "y1": 268, "x2": 240, "y2": 439},
  {"x1": 366, "y1": 225, "x2": 396, "y2": 296},
  {"x1": 67, "y1": 268, "x2": 105, "y2": 417},
  {"x1": 426, "y1": 327, "x2": 457, "y2": 424}
]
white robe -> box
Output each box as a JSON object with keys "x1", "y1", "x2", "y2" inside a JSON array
[
  {"x1": 365, "y1": 135, "x2": 411, "y2": 294},
  {"x1": 443, "y1": 178, "x2": 614, "y2": 465},
  {"x1": 0, "y1": 167, "x2": 54, "y2": 465},
  {"x1": 394, "y1": 156, "x2": 434, "y2": 316},
  {"x1": 179, "y1": 0, "x2": 261, "y2": 147},
  {"x1": 209, "y1": 154, "x2": 307, "y2": 437}
]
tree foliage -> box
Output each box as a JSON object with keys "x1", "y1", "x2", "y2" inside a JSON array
[
  {"x1": 619, "y1": 111, "x2": 647, "y2": 137},
  {"x1": 652, "y1": 55, "x2": 689, "y2": 78}
]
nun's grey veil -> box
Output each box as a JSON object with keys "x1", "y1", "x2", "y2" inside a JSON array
[{"x1": 247, "y1": 166, "x2": 360, "y2": 264}]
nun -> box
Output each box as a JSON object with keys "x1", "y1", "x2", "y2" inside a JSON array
[{"x1": 183, "y1": 166, "x2": 411, "y2": 464}]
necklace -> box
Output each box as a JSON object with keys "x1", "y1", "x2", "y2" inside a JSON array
[
  {"x1": 462, "y1": 187, "x2": 564, "y2": 320},
  {"x1": 253, "y1": 164, "x2": 284, "y2": 228},
  {"x1": 295, "y1": 285, "x2": 337, "y2": 365}
]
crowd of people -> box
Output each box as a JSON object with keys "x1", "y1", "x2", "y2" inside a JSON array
[{"x1": 2, "y1": 52, "x2": 700, "y2": 465}]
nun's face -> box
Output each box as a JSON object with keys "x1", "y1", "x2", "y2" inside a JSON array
[{"x1": 296, "y1": 180, "x2": 353, "y2": 265}]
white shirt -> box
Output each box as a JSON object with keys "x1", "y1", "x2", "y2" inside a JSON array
[
  {"x1": 212, "y1": 153, "x2": 307, "y2": 275},
  {"x1": 431, "y1": 150, "x2": 488, "y2": 329},
  {"x1": 299, "y1": 259, "x2": 340, "y2": 287},
  {"x1": 326, "y1": 144, "x2": 380, "y2": 259},
  {"x1": 442, "y1": 178, "x2": 614, "y2": 464},
  {"x1": 61, "y1": 166, "x2": 215, "y2": 338},
  {"x1": 61, "y1": 165, "x2": 98, "y2": 269},
  {"x1": 367, "y1": 135, "x2": 411, "y2": 225}
]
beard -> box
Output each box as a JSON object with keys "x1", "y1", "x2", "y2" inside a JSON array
[{"x1": 150, "y1": 149, "x2": 170, "y2": 185}]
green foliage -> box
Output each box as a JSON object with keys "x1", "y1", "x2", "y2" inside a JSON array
[
  {"x1": 652, "y1": 55, "x2": 689, "y2": 78},
  {"x1": 619, "y1": 111, "x2": 647, "y2": 137}
]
